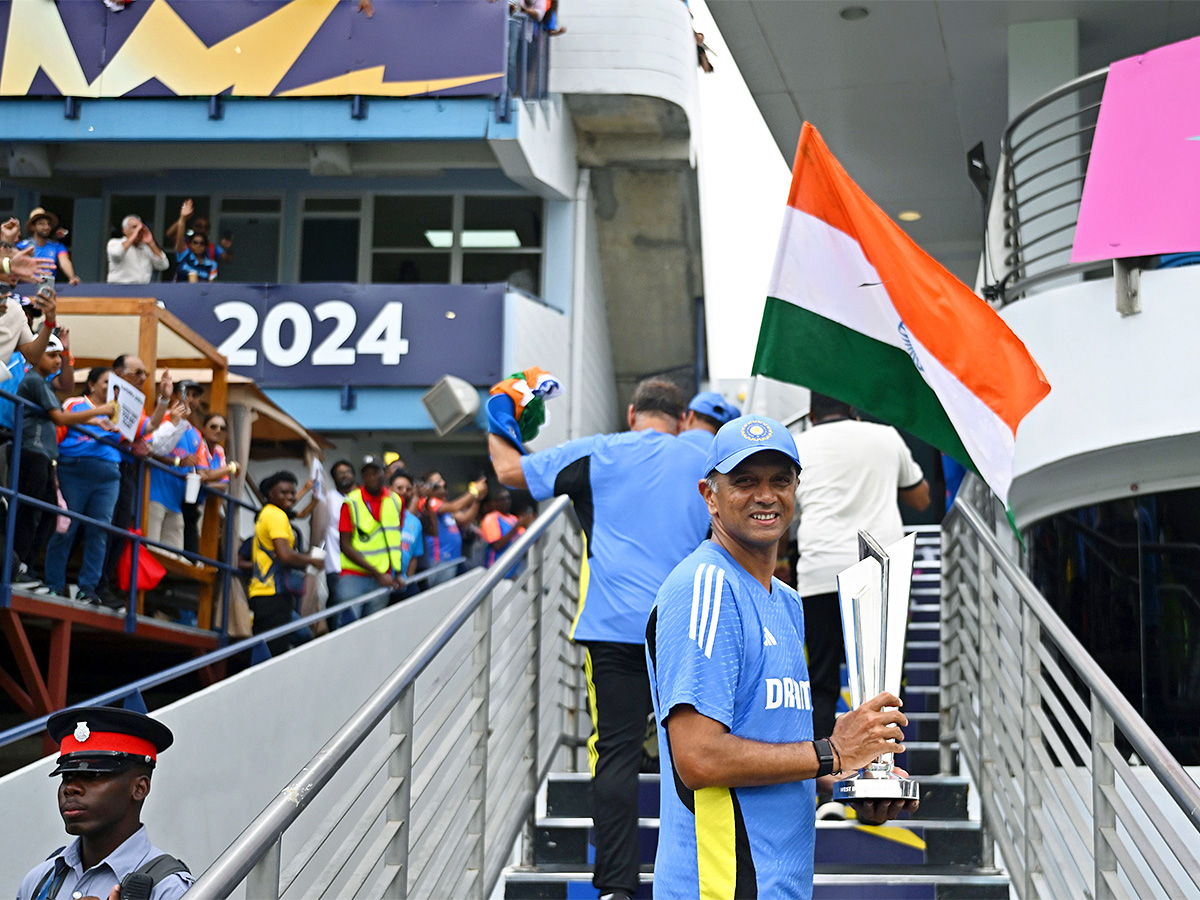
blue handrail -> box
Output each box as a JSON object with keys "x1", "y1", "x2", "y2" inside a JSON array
[{"x1": 0, "y1": 556, "x2": 468, "y2": 751}]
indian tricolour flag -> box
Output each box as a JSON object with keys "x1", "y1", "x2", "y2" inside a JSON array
[{"x1": 753, "y1": 123, "x2": 1050, "y2": 505}]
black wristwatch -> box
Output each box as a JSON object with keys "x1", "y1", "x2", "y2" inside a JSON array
[{"x1": 813, "y1": 739, "x2": 835, "y2": 778}]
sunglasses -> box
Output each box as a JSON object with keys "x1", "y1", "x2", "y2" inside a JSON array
[{"x1": 207, "y1": 423, "x2": 227, "y2": 431}]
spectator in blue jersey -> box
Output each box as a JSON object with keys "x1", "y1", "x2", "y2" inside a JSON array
[
  {"x1": 388, "y1": 469, "x2": 425, "y2": 592},
  {"x1": 489, "y1": 376, "x2": 710, "y2": 900},
  {"x1": 171, "y1": 200, "x2": 218, "y2": 282},
  {"x1": 678, "y1": 390, "x2": 740, "y2": 450},
  {"x1": 41, "y1": 367, "x2": 123, "y2": 606},
  {"x1": 18, "y1": 208, "x2": 81, "y2": 285},
  {"x1": 646, "y1": 415, "x2": 916, "y2": 899},
  {"x1": 145, "y1": 381, "x2": 204, "y2": 550}
]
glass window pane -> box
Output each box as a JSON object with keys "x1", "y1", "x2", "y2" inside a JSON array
[
  {"x1": 371, "y1": 252, "x2": 451, "y2": 283},
  {"x1": 221, "y1": 197, "x2": 281, "y2": 214},
  {"x1": 301, "y1": 219, "x2": 359, "y2": 281},
  {"x1": 304, "y1": 197, "x2": 361, "y2": 213},
  {"x1": 462, "y1": 252, "x2": 541, "y2": 294},
  {"x1": 109, "y1": 195, "x2": 156, "y2": 236},
  {"x1": 463, "y1": 196, "x2": 542, "y2": 248},
  {"x1": 372, "y1": 196, "x2": 453, "y2": 248},
  {"x1": 217, "y1": 217, "x2": 280, "y2": 283}
]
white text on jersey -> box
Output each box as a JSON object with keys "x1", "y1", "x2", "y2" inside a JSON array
[{"x1": 765, "y1": 677, "x2": 812, "y2": 710}]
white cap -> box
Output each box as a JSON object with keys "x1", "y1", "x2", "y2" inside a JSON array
[{"x1": 46, "y1": 335, "x2": 64, "y2": 353}]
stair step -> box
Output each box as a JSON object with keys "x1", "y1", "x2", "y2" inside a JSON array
[
  {"x1": 531, "y1": 818, "x2": 985, "y2": 870},
  {"x1": 504, "y1": 866, "x2": 1006, "y2": 900},
  {"x1": 545, "y1": 771, "x2": 969, "y2": 822}
]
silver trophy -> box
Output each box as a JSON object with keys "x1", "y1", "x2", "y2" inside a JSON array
[{"x1": 832, "y1": 531, "x2": 919, "y2": 801}]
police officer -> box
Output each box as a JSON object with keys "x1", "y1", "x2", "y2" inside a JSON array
[{"x1": 17, "y1": 707, "x2": 192, "y2": 900}]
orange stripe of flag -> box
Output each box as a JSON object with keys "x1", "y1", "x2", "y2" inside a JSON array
[{"x1": 786, "y1": 122, "x2": 1049, "y2": 434}]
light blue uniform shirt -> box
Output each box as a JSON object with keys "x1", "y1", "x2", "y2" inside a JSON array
[
  {"x1": 18, "y1": 825, "x2": 193, "y2": 900},
  {"x1": 678, "y1": 427, "x2": 716, "y2": 451},
  {"x1": 400, "y1": 509, "x2": 424, "y2": 572},
  {"x1": 648, "y1": 541, "x2": 817, "y2": 899},
  {"x1": 520, "y1": 429, "x2": 709, "y2": 644}
]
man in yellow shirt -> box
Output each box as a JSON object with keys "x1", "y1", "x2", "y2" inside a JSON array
[{"x1": 251, "y1": 471, "x2": 321, "y2": 655}]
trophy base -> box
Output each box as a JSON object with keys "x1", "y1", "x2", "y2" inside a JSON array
[{"x1": 833, "y1": 774, "x2": 920, "y2": 802}]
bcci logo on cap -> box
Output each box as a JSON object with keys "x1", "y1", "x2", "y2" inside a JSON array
[{"x1": 741, "y1": 420, "x2": 773, "y2": 442}]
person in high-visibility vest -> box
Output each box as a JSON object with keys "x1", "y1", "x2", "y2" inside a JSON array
[{"x1": 337, "y1": 459, "x2": 405, "y2": 623}]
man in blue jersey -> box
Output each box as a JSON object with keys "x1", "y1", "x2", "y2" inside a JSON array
[
  {"x1": 490, "y1": 377, "x2": 710, "y2": 900},
  {"x1": 646, "y1": 415, "x2": 917, "y2": 899},
  {"x1": 679, "y1": 390, "x2": 740, "y2": 450}
]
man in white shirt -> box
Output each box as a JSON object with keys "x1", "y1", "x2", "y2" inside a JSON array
[
  {"x1": 324, "y1": 459, "x2": 357, "y2": 615},
  {"x1": 106, "y1": 215, "x2": 169, "y2": 284},
  {"x1": 791, "y1": 393, "x2": 930, "y2": 752}
]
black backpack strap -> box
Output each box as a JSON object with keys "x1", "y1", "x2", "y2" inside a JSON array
[{"x1": 132, "y1": 853, "x2": 191, "y2": 882}]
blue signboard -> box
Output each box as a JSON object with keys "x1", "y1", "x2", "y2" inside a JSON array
[{"x1": 70, "y1": 282, "x2": 507, "y2": 389}]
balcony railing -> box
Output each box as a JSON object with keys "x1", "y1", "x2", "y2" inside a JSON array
[{"x1": 992, "y1": 68, "x2": 1111, "y2": 304}]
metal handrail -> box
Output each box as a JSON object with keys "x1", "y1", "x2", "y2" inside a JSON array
[
  {"x1": 942, "y1": 487, "x2": 1200, "y2": 898},
  {"x1": 949, "y1": 497, "x2": 1200, "y2": 830},
  {"x1": 0, "y1": 557, "x2": 465, "y2": 750},
  {"x1": 993, "y1": 66, "x2": 1110, "y2": 306},
  {"x1": 188, "y1": 494, "x2": 576, "y2": 899}
]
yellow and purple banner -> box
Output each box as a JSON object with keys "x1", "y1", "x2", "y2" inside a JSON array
[{"x1": 0, "y1": 0, "x2": 505, "y2": 99}]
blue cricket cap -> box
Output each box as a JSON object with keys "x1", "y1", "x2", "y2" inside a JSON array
[
  {"x1": 704, "y1": 414, "x2": 801, "y2": 476},
  {"x1": 688, "y1": 391, "x2": 741, "y2": 425}
]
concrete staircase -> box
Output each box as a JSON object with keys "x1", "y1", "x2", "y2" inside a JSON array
[{"x1": 502, "y1": 529, "x2": 1010, "y2": 899}]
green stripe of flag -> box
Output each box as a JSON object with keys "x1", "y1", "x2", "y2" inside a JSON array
[{"x1": 752, "y1": 296, "x2": 977, "y2": 472}]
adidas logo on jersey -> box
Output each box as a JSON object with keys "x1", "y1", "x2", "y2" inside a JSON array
[
  {"x1": 765, "y1": 677, "x2": 812, "y2": 710},
  {"x1": 763, "y1": 627, "x2": 777, "y2": 646}
]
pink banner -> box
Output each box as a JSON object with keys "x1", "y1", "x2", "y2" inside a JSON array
[{"x1": 1072, "y1": 35, "x2": 1200, "y2": 262}]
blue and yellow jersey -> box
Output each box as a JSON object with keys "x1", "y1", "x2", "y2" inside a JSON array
[
  {"x1": 521, "y1": 429, "x2": 709, "y2": 644},
  {"x1": 647, "y1": 541, "x2": 816, "y2": 899}
]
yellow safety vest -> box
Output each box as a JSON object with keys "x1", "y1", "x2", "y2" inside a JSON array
[{"x1": 340, "y1": 488, "x2": 405, "y2": 575}]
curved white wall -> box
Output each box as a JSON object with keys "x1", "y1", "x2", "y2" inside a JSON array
[
  {"x1": 1002, "y1": 265, "x2": 1200, "y2": 528},
  {"x1": 549, "y1": 0, "x2": 700, "y2": 136}
]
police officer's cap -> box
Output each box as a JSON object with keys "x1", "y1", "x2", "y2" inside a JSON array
[{"x1": 46, "y1": 706, "x2": 173, "y2": 777}]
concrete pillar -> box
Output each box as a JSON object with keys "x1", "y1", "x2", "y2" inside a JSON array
[
  {"x1": 71, "y1": 198, "x2": 104, "y2": 282},
  {"x1": 1005, "y1": 21, "x2": 1081, "y2": 294}
]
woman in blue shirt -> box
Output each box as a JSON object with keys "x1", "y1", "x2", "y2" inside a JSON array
[{"x1": 43, "y1": 367, "x2": 125, "y2": 605}]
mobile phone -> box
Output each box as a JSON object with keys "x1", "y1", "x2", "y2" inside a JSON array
[{"x1": 36, "y1": 275, "x2": 54, "y2": 299}]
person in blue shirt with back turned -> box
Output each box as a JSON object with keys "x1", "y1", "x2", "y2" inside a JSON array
[
  {"x1": 646, "y1": 415, "x2": 918, "y2": 899},
  {"x1": 490, "y1": 376, "x2": 710, "y2": 900},
  {"x1": 678, "y1": 390, "x2": 741, "y2": 450}
]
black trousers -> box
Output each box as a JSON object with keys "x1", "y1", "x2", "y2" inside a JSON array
[
  {"x1": 803, "y1": 590, "x2": 843, "y2": 740},
  {"x1": 581, "y1": 640, "x2": 652, "y2": 896},
  {"x1": 250, "y1": 592, "x2": 295, "y2": 657},
  {"x1": 12, "y1": 451, "x2": 55, "y2": 568}
]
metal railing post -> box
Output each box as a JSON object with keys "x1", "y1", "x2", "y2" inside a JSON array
[
  {"x1": 1, "y1": 400, "x2": 22, "y2": 607},
  {"x1": 1113, "y1": 257, "x2": 1142, "y2": 317},
  {"x1": 938, "y1": 522, "x2": 958, "y2": 774},
  {"x1": 1091, "y1": 694, "x2": 1118, "y2": 899},
  {"x1": 975, "y1": 534, "x2": 996, "y2": 871},
  {"x1": 386, "y1": 686, "x2": 414, "y2": 899},
  {"x1": 522, "y1": 531, "x2": 546, "y2": 870},
  {"x1": 1022, "y1": 604, "x2": 1043, "y2": 898},
  {"x1": 125, "y1": 456, "x2": 145, "y2": 632},
  {"x1": 246, "y1": 837, "x2": 281, "y2": 900},
  {"x1": 470, "y1": 585, "x2": 493, "y2": 897}
]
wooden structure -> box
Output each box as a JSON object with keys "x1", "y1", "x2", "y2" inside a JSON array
[{"x1": 1, "y1": 297, "x2": 327, "y2": 725}]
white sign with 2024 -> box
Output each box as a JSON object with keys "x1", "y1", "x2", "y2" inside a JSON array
[{"x1": 213, "y1": 300, "x2": 410, "y2": 368}]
